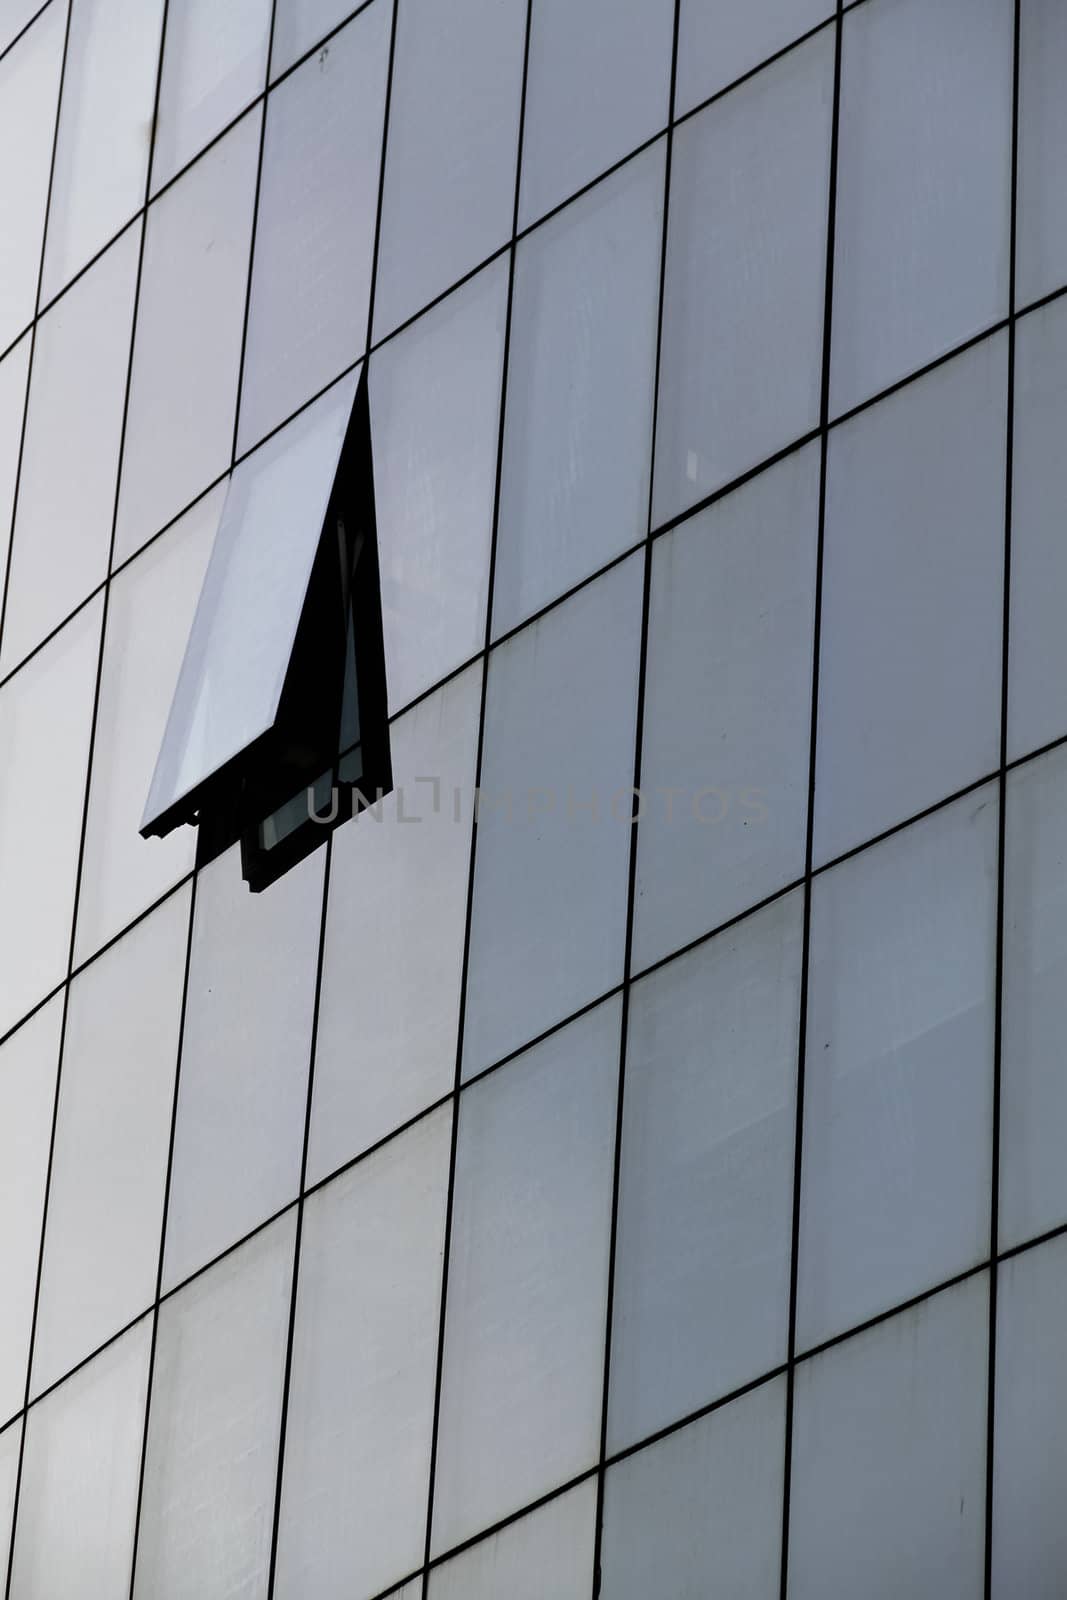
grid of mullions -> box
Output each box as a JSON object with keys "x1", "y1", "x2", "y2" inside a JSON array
[{"x1": 1, "y1": 0, "x2": 1067, "y2": 1595}]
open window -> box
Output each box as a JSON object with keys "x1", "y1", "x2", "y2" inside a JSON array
[{"x1": 140, "y1": 367, "x2": 392, "y2": 892}]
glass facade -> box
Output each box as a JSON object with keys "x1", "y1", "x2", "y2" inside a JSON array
[{"x1": 0, "y1": 0, "x2": 1062, "y2": 1594}]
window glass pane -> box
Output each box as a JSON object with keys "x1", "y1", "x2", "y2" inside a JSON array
[
  {"x1": 41, "y1": 0, "x2": 163, "y2": 302},
  {"x1": 0, "y1": 597, "x2": 102, "y2": 1038},
  {"x1": 518, "y1": 0, "x2": 672, "y2": 228},
  {"x1": 788, "y1": 1278, "x2": 988, "y2": 1600},
  {"x1": 653, "y1": 31, "x2": 832, "y2": 525},
  {"x1": 10, "y1": 1319, "x2": 150, "y2": 1600},
  {"x1": 0, "y1": 997, "x2": 62, "y2": 1428},
  {"x1": 114, "y1": 109, "x2": 260, "y2": 566},
  {"x1": 371, "y1": 261, "x2": 505, "y2": 714},
  {"x1": 373, "y1": 0, "x2": 526, "y2": 340},
  {"x1": 1, "y1": 224, "x2": 139, "y2": 675},
  {"x1": 310, "y1": 663, "x2": 482, "y2": 1185},
  {"x1": 0, "y1": 333, "x2": 31, "y2": 614},
  {"x1": 601, "y1": 1378, "x2": 786, "y2": 1599},
  {"x1": 0, "y1": 1420, "x2": 19, "y2": 1598},
  {"x1": 134, "y1": 1215, "x2": 295, "y2": 1600},
  {"x1": 143, "y1": 373, "x2": 357, "y2": 831},
  {"x1": 152, "y1": 0, "x2": 271, "y2": 193},
  {"x1": 814, "y1": 337, "x2": 1005, "y2": 865},
  {"x1": 430, "y1": 1481, "x2": 596, "y2": 1600},
  {"x1": 75, "y1": 488, "x2": 219, "y2": 963},
  {"x1": 274, "y1": 1109, "x2": 450, "y2": 1600},
  {"x1": 494, "y1": 145, "x2": 663, "y2": 637},
  {"x1": 610, "y1": 892, "x2": 802, "y2": 1452},
  {"x1": 1018, "y1": 0, "x2": 1067, "y2": 307},
  {"x1": 270, "y1": 0, "x2": 363, "y2": 79},
  {"x1": 798, "y1": 793, "x2": 996, "y2": 1352},
  {"x1": 1001, "y1": 746, "x2": 1067, "y2": 1248},
  {"x1": 676, "y1": 0, "x2": 831, "y2": 114},
  {"x1": 32, "y1": 888, "x2": 189, "y2": 1397},
  {"x1": 463, "y1": 556, "x2": 641, "y2": 1077},
  {"x1": 634, "y1": 444, "x2": 818, "y2": 971},
  {"x1": 0, "y1": 0, "x2": 47, "y2": 54},
  {"x1": 831, "y1": 0, "x2": 1011, "y2": 416},
  {"x1": 0, "y1": 1, "x2": 64, "y2": 353},
  {"x1": 433, "y1": 1000, "x2": 618, "y2": 1553}
]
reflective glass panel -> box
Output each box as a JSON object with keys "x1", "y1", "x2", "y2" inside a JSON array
[
  {"x1": 1018, "y1": 0, "x2": 1067, "y2": 307},
  {"x1": 430, "y1": 1481, "x2": 596, "y2": 1600},
  {"x1": 152, "y1": 0, "x2": 271, "y2": 192},
  {"x1": 675, "y1": 0, "x2": 832, "y2": 114},
  {"x1": 0, "y1": 2, "x2": 65, "y2": 352}
]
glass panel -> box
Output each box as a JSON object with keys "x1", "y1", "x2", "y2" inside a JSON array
[
  {"x1": 114, "y1": 109, "x2": 260, "y2": 566},
  {"x1": 798, "y1": 793, "x2": 997, "y2": 1352},
  {"x1": 1, "y1": 225, "x2": 139, "y2": 675},
  {"x1": 142, "y1": 373, "x2": 357, "y2": 831},
  {"x1": 41, "y1": 0, "x2": 163, "y2": 302},
  {"x1": 601, "y1": 1378, "x2": 786, "y2": 1599},
  {"x1": 0, "y1": 1, "x2": 64, "y2": 352},
  {"x1": 609, "y1": 892, "x2": 802, "y2": 1452},
  {"x1": 371, "y1": 261, "x2": 505, "y2": 714},
  {"x1": 152, "y1": 0, "x2": 271, "y2": 193},
  {"x1": 0, "y1": 597, "x2": 102, "y2": 1039},
  {"x1": 372, "y1": 0, "x2": 527, "y2": 340},
  {"x1": 273, "y1": 1109, "x2": 451, "y2": 1600},
  {"x1": 1001, "y1": 746, "x2": 1067, "y2": 1248},
  {"x1": 0, "y1": 333, "x2": 31, "y2": 616},
  {"x1": 1018, "y1": 0, "x2": 1067, "y2": 307},
  {"x1": 133, "y1": 1215, "x2": 295, "y2": 1600},
  {"x1": 463, "y1": 555, "x2": 641, "y2": 1077},
  {"x1": 633, "y1": 443, "x2": 818, "y2": 971},
  {"x1": 429, "y1": 1481, "x2": 596, "y2": 1600},
  {"x1": 432, "y1": 1000, "x2": 618, "y2": 1553},
  {"x1": 0, "y1": 0, "x2": 47, "y2": 54},
  {"x1": 32, "y1": 888, "x2": 189, "y2": 1397},
  {"x1": 676, "y1": 0, "x2": 832, "y2": 114},
  {"x1": 309, "y1": 664, "x2": 482, "y2": 1184},
  {"x1": 814, "y1": 337, "x2": 1005, "y2": 865},
  {"x1": 0, "y1": 1420, "x2": 22, "y2": 1599},
  {"x1": 493, "y1": 145, "x2": 663, "y2": 637},
  {"x1": 518, "y1": 0, "x2": 672, "y2": 228},
  {"x1": 830, "y1": 0, "x2": 1012, "y2": 415},
  {"x1": 271, "y1": 0, "x2": 365, "y2": 79},
  {"x1": 653, "y1": 31, "x2": 832, "y2": 525},
  {"x1": 0, "y1": 997, "x2": 62, "y2": 1427},
  {"x1": 9, "y1": 1319, "x2": 151, "y2": 1600},
  {"x1": 75, "y1": 488, "x2": 219, "y2": 963},
  {"x1": 788, "y1": 1278, "x2": 988, "y2": 1600}
]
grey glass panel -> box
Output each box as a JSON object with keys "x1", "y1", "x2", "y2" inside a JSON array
[
  {"x1": 518, "y1": 0, "x2": 672, "y2": 228},
  {"x1": 601, "y1": 1378, "x2": 786, "y2": 1600},
  {"x1": 273, "y1": 1110, "x2": 451, "y2": 1600},
  {"x1": 310, "y1": 664, "x2": 482, "y2": 1184},
  {"x1": 1018, "y1": 0, "x2": 1067, "y2": 306},
  {"x1": 494, "y1": 145, "x2": 663, "y2": 637},
  {"x1": 430, "y1": 1481, "x2": 596, "y2": 1600},
  {"x1": 610, "y1": 892, "x2": 802, "y2": 1452},
  {"x1": 0, "y1": 0, "x2": 47, "y2": 54},
  {"x1": 163, "y1": 844, "x2": 323, "y2": 1290},
  {"x1": 143, "y1": 373, "x2": 357, "y2": 831},
  {"x1": 134, "y1": 1215, "x2": 295, "y2": 1600},
  {"x1": 371, "y1": 261, "x2": 505, "y2": 713},
  {"x1": 271, "y1": 0, "x2": 364, "y2": 78},
  {"x1": 1001, "y1": 747, "x2": 1067, "y2": 1248},
  {"x1": 373, "y1": 0, "x2": 527, "y2": 339},
  {"x1": 0, "y1": 997, "x2": 61, "y2": 1427},
  {"x1": 237, "y1": 5, "x2": 389, "y2": 452},
  {"x1": 32, "y1": 888, "x2": 189, "y2": 1396},
  {"x1": 114, "y1": 109, "x2": 260, "y2": 565},
  {"x1": 0, "y1": 597, "x2": 102, "y2": 1039},
  {"x1": 0, "y1": 2, "x2": 64, "y2": 353},
  {"x1": 992, "y1": 1238, "x2": 1067, "y2": 1599},
  {"x1": 676, "y1": 0, "x2": 831, "y2": 114},
  {"x1": 463, "y1": 555, "x2": 641, "y2": 1077},
  {"x1": 1, "y1": 224, "x2": 139, "y2": 675},
  {"x1": 814, "y1": 337, "x2": 1005, "y2": 865},
  {"x1": 634, "y1": 444, "x2": 818, "y2": 971},
  {"x1": 0, "y1": 334, "x2": 31, "y2": 618},
  {"x1": 798, "y1": 793, "x2": 996, "y2": 1352},
  {"x1": 152, "y1": 0, "x2": 271, "y2": 192},
  {"x1": 10, "y1": 1319, "x2": 151, "y2": 1600},
  {"x1": 433, "y1": 1001, "x2": 618, "y2": 1553},
  {"x1": 1009, "y1": 301, "x2": 1067, "y2": 762},
  {"x1": 788, "y1": 1278, "x2": 988, "y2": 1600},
  {"x1": 0, "y1": 1420, "x2": 19, "y2": 1598},
  {"x1": 653, "y1": 31, "x2": 832, "y2": 525},
  {"x1": 830, "y1": 0, "x2": 1011, "y2": 415},
  {"x1": 75, "y1": 490, "x2": 219, "y2": 963},
  {"x1": 40, "y1": 0, "x2": 163, "y2": 301}
]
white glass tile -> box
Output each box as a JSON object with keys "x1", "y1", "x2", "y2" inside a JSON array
[
  {"x1": 676, "y1": 0, "x2": 832, "y2": 114},
  {"x1": 0, "y1": 1420, "x2": 22, "y2": 1598},
  {"x1": 152, "y1": 0, "x2": 271, "y2": 192},
  {"x1": 0, "y1": 2, "x2": 65, "y2": 352},
  {"x1": 1018, "y1": 0, "x2": 1067, "y2": 307},
  {"x1": 430, "y1": 1481, "x2": 596, "y2": 1600},
  {"x1": 271, "y1": 0, "x2": 364, "y2": 78},
  {"x1": 0, "y1": 333, "x2": 31, "y2": 618}
]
